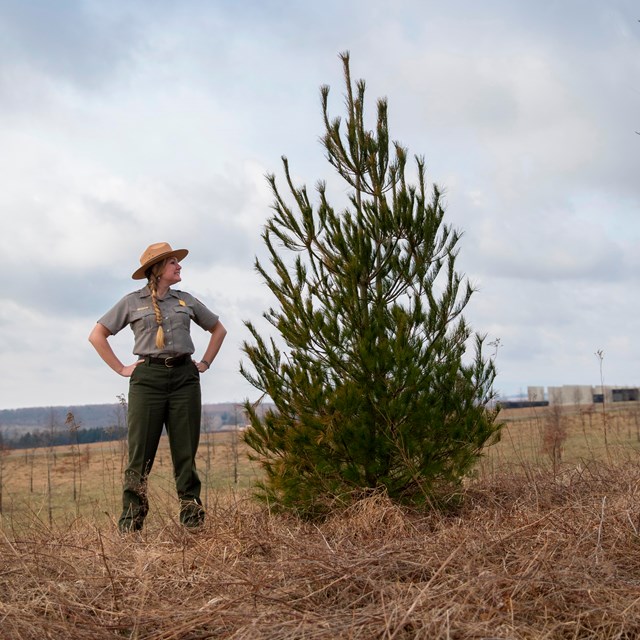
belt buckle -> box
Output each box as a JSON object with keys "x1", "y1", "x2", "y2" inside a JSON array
[{"x1": 164, "y1": 356, "x2": 176, "y2": 368}]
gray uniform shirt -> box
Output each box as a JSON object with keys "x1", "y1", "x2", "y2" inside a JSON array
[{"x1": 97, "y1": 286, "x2": 219, "y2": 357}]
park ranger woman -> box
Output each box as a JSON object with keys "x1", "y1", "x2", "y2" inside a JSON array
[{"x1": 89, "y1": 242, "x2": 226, "y2": 532}]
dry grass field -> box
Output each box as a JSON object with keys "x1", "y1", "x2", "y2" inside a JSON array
[{"x1": 2, "y1": 403, "x2": 640, "y2": 638}]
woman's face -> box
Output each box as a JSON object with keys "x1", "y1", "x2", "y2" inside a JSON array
[{"x1": 158, "y1": 257, "x2": 182, "y2": 286}]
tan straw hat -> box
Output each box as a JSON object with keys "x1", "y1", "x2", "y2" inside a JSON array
[{"x1": 132, "y1": 242, "x2": 189, "y2": 280}]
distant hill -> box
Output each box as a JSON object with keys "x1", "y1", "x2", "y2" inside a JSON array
[{"x1": 0, "y1": 402, "x2": 270, "y2": 437}]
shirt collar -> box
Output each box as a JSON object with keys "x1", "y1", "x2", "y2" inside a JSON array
[{"x1": 138, "y1": 285, "x2": 178, "y2": 300}]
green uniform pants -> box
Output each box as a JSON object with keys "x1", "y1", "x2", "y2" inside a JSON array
[{"x1": 119, "y1": 358, "x2": 204, "y2": 531}]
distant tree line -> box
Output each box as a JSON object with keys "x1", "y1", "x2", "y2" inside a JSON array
[
  {"x1": 0, "y1": 426, "x2": 128, "y2": 451},
  {"x1": 216, "y1": 411, "x2": 244, "y2": 427},
  {"x1": 0, "y1": 411, "x2": 244, "y2": 451},
  {"x1": 0, "y1": 403, "x2": 251, "y2": 433}
]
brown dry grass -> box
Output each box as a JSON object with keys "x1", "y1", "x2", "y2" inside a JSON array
[
  {"x1": 2, "y1": 406, "x2": 640, "y2": 638},
  {"x1": 0, "y1": 430, "x2": 260, "y2": 532}
]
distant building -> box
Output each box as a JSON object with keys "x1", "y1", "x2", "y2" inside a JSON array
[
  {"x1": 528, "y1": 385, "x2": 640, "y2": 406},
  {"x1": 527, "y1": 386, "x2": 545, "y2": 402}
]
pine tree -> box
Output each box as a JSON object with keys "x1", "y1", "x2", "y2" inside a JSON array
[{"x1": 241, "y1": 52, "x2": 501, "y2": 517}]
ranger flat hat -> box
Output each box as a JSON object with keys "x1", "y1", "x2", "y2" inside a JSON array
[{"x1": 132, "y1": 242, "x2": 189, "y2": 280}]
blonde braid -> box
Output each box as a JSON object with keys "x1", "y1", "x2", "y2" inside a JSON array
[{"x1": 147, "y1": 261, "x2": 166, "y2": 350}]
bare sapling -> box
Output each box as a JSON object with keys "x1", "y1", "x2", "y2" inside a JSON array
[
  {"x1": 202, "y1": 412, "x2": 214, "y2": 508},
  {"x1": 595, "y1": 349, "x2": 611, "y2": 461},
  {"x1": 66, "y1": 411, "x2": 83, "y2": 514},
  {"x1": 542, "y1": 403, "x2": 567, "y2": 476}
]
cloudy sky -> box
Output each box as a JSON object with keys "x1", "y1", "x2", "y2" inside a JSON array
[{"x1": 1, "y1": 0, "x2": 639, "y2": 410}]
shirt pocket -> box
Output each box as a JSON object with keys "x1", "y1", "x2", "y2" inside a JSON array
[
  {"x1": 130, "y1": 307, "x2": 157, "y2": 331},
  {"x1": 173, "y1": 305, "x2": 194, "y2": 329}
]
